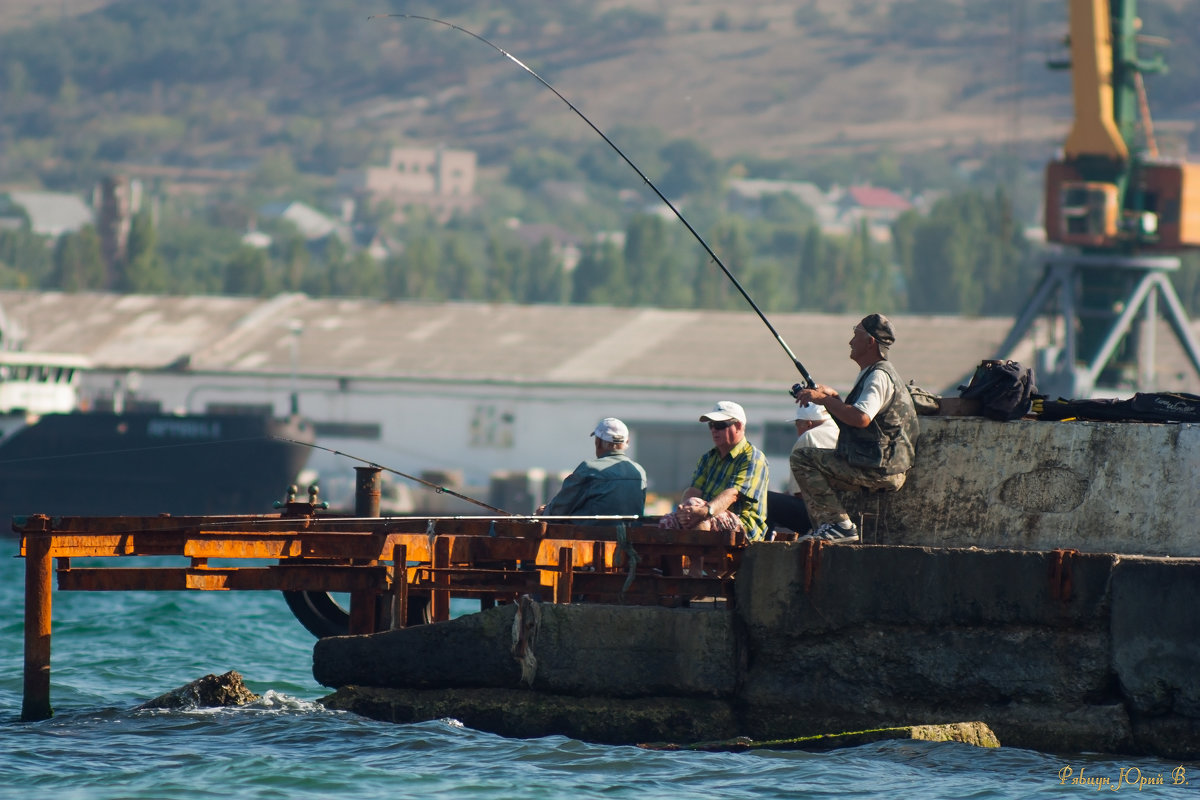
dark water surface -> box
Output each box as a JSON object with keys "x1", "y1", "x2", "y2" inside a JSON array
[{"x1": 2, "y1": 551, "x2": 1193, "y2": 799}]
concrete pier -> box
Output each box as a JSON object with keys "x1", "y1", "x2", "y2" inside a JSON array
[
  {"x1": 314, "y1": 418, "x2": 1200, "y2": 755},
  {"x1": 316, "y1": 543, "x2": 1200, "y2": 755}
]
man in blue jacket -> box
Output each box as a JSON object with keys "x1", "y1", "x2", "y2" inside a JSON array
[{"x1": 537, "y1": 417, "x2": 647, "y2": 522}]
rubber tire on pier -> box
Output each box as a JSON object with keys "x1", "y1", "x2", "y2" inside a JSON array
[{"x1": 282, "y1": 591, "x2": 431, "y2": 638}]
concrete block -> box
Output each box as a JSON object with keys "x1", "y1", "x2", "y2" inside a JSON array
[
  {"x1": 1112, "y1": 558, "x2": 1200, "y2": 716},
  {"x1": 737, "y1": 544, "x2": 1113, "y2": 636},
  {"x1": 313, "y1": 603, "x2": 523, "y2": 690},
  {"x1": 740, "y1": 626, "x2": 1112, "y2": 712},
  {"x1": 532, "y1": 604, "x2": 737, "y2": 698},
  {"x1": 313, "y1": 600, "x2": 737, "y2": 699},
  {"x1": 877, "y1": 418, "x2": 1200, "y2": 556}
]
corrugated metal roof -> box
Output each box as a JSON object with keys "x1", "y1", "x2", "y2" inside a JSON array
[
  {"x1": 5, "y1": 191, "x2": 95, "y2": 236},
  {"x1": 1, "y1": 290, "x2": 1197, "y2": 395}
]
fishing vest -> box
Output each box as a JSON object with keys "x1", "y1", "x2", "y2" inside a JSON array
[{"x1": 833, "y1": 360, "x2": 919, "y2": 475}]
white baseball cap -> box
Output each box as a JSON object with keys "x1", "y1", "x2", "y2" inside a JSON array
[
  {"x1": 790, "y1": 403, "x2": 831, "y2": 422},
  {"x1": 591, "y1": 417, "x2": 629, "y2": 443},
  {"x1": 699, "y1": 400, "x2": 747, "y2": 424}
]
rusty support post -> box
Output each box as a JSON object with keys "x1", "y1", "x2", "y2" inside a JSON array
[
  {"x1": 349, "y1": 590, "x2": 376, "y2": 635},
  {"x1": 354, "y1": 466, "x2": 382, "y2": 518},
  {"x1": 22, "y1": 534, "x2": 53, "y2": 721},
  {"x1": 555, "y1": 546, "x2": 574, "y2": 604},
  {"x1": 432, "y1": 536, "x2": 450, "y2": 622},
  {"x1": 390, "y1": 543, "x2": 408, "y2": 630}
]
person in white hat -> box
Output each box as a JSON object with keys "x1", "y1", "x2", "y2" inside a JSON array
[
  {"x1": 657, "y1": 400, "x2": 770, "y2": 540},
  {"x1": 536, "y1": 417, "x2": 647, "y2": 522},
  {"x1": 766, "y1": 403, "x2": 839, "y2": 538},
  {"x1": 790, "y1": 401, "x2": 839, "y2": 453}
]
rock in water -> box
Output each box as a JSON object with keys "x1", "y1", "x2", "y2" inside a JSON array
[{"x1": 137, "y1": 671, "x2": 260, "y2": 710}]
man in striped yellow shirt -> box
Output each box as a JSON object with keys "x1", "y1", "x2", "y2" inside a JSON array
[{"x1": 658, "y1": 400, "x2": 770, "y2": 541}]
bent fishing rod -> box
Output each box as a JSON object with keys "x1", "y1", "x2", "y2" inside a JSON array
[
  {"x1": 274, "y1": 436, "x2": 515, "y2": 515},
  {"x1": 368, "y1": 14, "x2": 816, "y2": 390}
]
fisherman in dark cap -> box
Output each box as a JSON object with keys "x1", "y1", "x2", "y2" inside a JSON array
[{"x1": 789, "y1": 313, "x2": 919, "y2": 543}]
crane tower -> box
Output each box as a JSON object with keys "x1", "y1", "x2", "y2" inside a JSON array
[{"x1": 995, "y1": 0, "x2": 1200, "y2": 397}]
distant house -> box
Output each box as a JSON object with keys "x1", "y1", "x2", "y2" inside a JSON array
[
  {"x1": 256, "y1": 201, "x2": 351, "y2": 246},
  {"x1": 837, "y1": 185, "x2": 913, "y2": 225},
  {"x1": 1, "y1": 191, "x2": 95, "y2": 237},
  {"x1": 337, "y1": 146, "x2": 480, "y2": 223},
  {"x1": 726, "y1": 178, "x2": 835, "y2": 225}
]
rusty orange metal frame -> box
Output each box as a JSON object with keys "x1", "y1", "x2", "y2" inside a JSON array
[{"x1": 18, "y1": 510, "x2": 745, "y2": 721}]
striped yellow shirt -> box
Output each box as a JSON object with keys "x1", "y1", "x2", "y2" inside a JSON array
[{"x1": 688, "y1": 437, "x2": 770, "y2": 540}]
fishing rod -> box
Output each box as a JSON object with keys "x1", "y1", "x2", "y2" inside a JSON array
[
  {"x1": 274, "y1": 436, "x2": 515, "y2": 515},
  {"x1": 367, "y1": 14, "x2": 817, "y2": 390}
]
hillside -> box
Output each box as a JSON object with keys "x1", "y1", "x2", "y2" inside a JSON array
[{"x1": 2, "y1": 0, "x2": 1197, "y2": 184}]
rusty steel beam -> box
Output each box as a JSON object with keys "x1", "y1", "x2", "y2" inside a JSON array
[
  {"x1": 56, "y1": 565, "x2": 390, "y2": 592},
  {"x1": 22, "y1": 532, "x2": 53, "y2": 722}
]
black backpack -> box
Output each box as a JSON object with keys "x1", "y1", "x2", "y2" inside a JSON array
[{"x1": 958, "y1": 359, "x2": 1037, "y2": 421}]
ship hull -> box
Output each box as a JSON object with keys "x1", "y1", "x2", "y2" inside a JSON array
[{"x1": 0, "y1": 411, "x2": 313, "y2": 527}]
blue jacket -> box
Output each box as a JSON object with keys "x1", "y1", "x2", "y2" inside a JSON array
[{"x1": 542, "y1": 452, "x2": 647, "y2": 521}]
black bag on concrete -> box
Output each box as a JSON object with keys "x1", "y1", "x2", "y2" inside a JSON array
[
  {"x1": 958, "y1": 359, "x2": 1037, "y2": 421},
  {"x1": 1038, "y1": 392, "x2": 1200, "y2": 423}
]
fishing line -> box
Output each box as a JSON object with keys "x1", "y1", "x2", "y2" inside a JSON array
[
  {"x1": 274, "y1": 436, "x2": 515, "y2": 515},
  {"x1": 368, "y1": 13, "x2": 817, "y2": 389}
]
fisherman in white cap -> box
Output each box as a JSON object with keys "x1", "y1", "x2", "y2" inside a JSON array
[
  {"x1": 766, "y1": 403, "x2": 839, "y2": 538},
  {"x1": 536, "y1": 417, "x2": 647, "y2": 523},
  {"x1": 657, "y1": 400, "x2": 770, "y2": 541}
]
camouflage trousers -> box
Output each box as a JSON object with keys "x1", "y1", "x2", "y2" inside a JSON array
[{"x1": 789, "y1": 448, "x2": 906, "y2": 528}]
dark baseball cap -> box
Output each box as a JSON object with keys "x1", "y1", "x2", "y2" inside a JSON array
[{"x1": 860, "y1": 313, "x2": 895, "y2": 358}]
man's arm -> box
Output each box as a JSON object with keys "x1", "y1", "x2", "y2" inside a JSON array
[
  {"x1": 539, "y1": 464, "x2": 589, "y2": 516},
  {"x1": 796, "y1": 384, "x2": 870, "y2": 428}
]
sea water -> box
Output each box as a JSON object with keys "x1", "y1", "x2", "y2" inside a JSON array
[{"x1": 1, "y1": 551, "x2": 1193, "y2": 799}]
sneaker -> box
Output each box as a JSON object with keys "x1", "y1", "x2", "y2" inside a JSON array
[{"x1": 799, "y1": 521, "x2": 859, "y2": 544}]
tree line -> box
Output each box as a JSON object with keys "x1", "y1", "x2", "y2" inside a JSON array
[{"x1": 5, "y1": 185, "x2": 1198, "y2": 319}]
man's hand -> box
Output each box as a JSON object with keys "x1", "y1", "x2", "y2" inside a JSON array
[
  {"x1": 674, "y1": 496, "x2": 709, "y2": 528},
  {"x1": 795, "y1": 384, "x2": 839, "y2": 407}
]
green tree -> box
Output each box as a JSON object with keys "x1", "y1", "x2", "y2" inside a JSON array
[
  {"x1": 331, "y1": 251, "x2": 384, "y2": 298},
  {"x1": 120, "y1": 209, "x2": 166, "y2": 292},
  {"x1": 524, "y1": 239, "x2": 565, "y2": 304},
  {"x1": 442, "y1": 236, "x2": 487, "y2": 301},
  {"x1": 0, "y1": 227, "x2": 52, "y2": 288},
  {"x1": 794, "y1": 224, "x2": 829, "y2": 311},
  {"x1": 508, "y1": 147, "x2": 581, "y2": 191},
  {"x1": 570, "y1": 240, "x2": 625, "y2": 305},
  {"x1": 578, "y1": 125, "x2": 666, "y2": 190},
  {"x1": 51, "y1": 226, "x2": 105, "y2": 291},
  {"x1": 624, "y1": 214, "x2": 669, "y2": 305},
  {"x1": 659, "y1": 138, "x2": 722, "y2": 199},
  {"x1": 222, "y1": 245, "x2": 268, "y2": 296},
  {"x1": 386, "y1": 235, "x2": 439, "y2": 300},
  {"x1": 278, "y1": 233, "x2": 310, "y2": 292},
  {"x1": 695, "y1": 218, "x2": 751, "y2": 310}
]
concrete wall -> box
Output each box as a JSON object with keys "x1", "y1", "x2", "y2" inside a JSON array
[
  {"x1": 734, "y1": 543, "x2": 1200, "y2": 756},
  {"x1": 314, "y1": 542, "x2": 1200, "y2": 756},
  {"x1": 847, "y1": 417, "x2": 1200, "y2": 556}
]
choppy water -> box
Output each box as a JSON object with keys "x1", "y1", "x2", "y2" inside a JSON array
[{"x1": 2, "y1": 550, "x2": 1194, "y2": 799}]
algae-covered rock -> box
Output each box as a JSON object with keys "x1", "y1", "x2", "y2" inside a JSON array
[
  {"x1": 137, "y1": 670, "x2": 260, "y2": 710},
  {"x1": 640, "y1": 721, "x2": 1000, "y2": 752}
]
